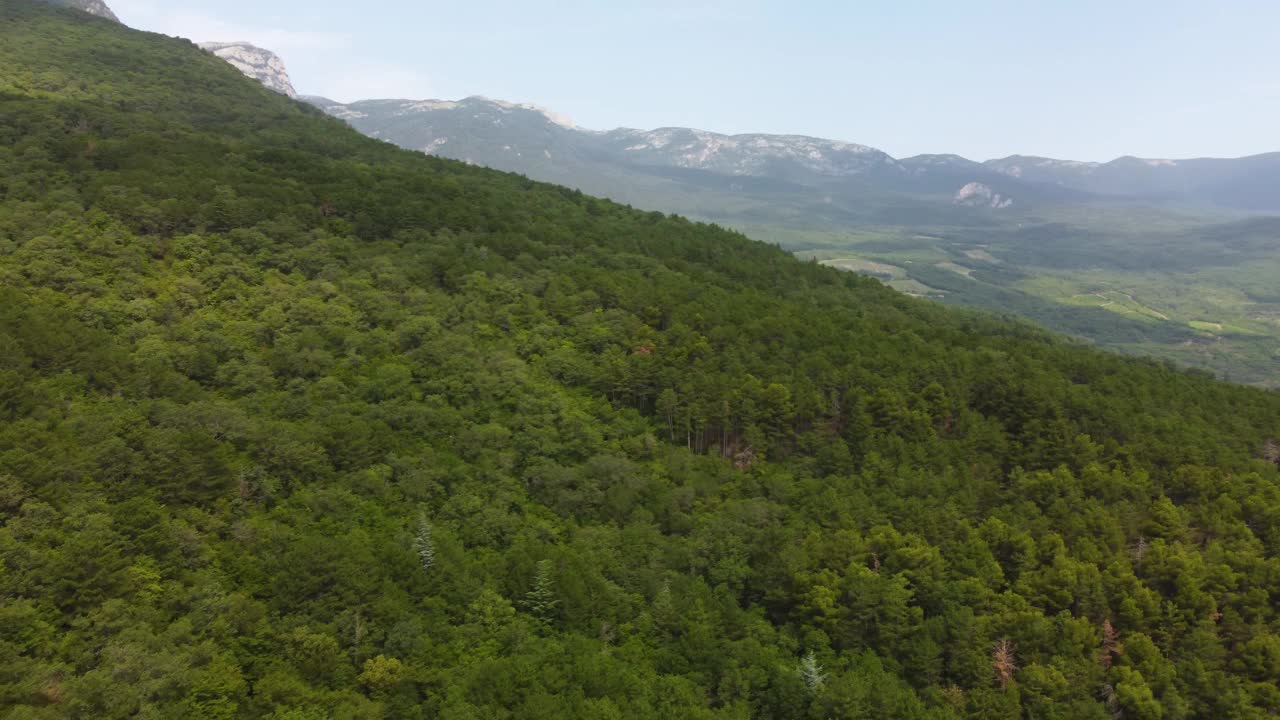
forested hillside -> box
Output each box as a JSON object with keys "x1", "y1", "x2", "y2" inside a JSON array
[{"x1": 3, "y1": 3, "x2": 1280, "y2": 718}]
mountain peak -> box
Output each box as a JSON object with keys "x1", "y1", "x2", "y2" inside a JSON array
[
  {"x1": 199, "y1": 41, "x2": 297, "y2": 97},
  {"x1": 462, "y1": 95, "x2": 578, "y2": 129},
  {"x1": 1111, "y1": 155, "x2": 1180, "y2": 168},
  {"x1": 900, "y1": 154, "x2": 985, "y2": 172},
  {"x1": 901, "y1": 153, "x2": 978, "y2": 164}
]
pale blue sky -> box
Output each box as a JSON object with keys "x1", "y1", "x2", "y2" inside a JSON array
[{"x1": 112, "y1": 0, "x2": 1279, "y2": 161}]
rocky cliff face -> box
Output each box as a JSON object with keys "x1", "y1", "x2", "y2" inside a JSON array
[
  {"x1": 199, "y1": 42, "x2": 297, "y2": 97},
  {"x1": 43, "y1": 0, "x2": 119, "y2": 21},
  {"x1": 954, "y1": 181, "x2": 1014, "y2": 209}
]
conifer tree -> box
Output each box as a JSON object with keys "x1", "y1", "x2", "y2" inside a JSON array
[
  {"x1": 799, "y1": 651, "x2": 827, "y2": 693},
  {"x1": 413, "y1": 513, "x2": 435, "y2": 571},
  {"x1": 525, "y1": 559, "x2": 559, "y2": 623}
]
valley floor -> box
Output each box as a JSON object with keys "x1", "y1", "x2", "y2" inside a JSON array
[{"x1": 764, "y1": 223, "x2": 1280, "y2": 388}]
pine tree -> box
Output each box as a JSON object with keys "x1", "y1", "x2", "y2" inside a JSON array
[
  {"x1": 799, "y1": 651, "x2": 826, "y2": 693},
  {"x1": 652, "y1": 580, "x2": 676, "y2": 632},
  {"x1": 413, "y1": 513, "x2": 435, "y2": 571},
  {"x1": 525, "y1": 559, "x2": 559, "y2": 623}
]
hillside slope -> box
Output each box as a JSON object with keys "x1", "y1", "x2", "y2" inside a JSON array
[
  {"x1": 986, "y1": 153, "x2": 1280, "y2": 210},
  {"x1": 4, "y1": 2, "x2": 1280, "y2": 718}
]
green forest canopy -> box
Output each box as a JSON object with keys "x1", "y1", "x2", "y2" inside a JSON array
[{"x1": 3, "y1": 2, "x2": 1280, "y2": 718}]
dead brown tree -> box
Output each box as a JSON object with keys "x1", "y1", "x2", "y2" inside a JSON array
[
  {"x1": 1100, "y1": 619, "x2": 1120, "y2": 668},
  {"x1": 993, "y1": 638, "x2": 1017, "y2": 690},
  {"x1": 1263, "y1": 439, "x2": 1280, "y2": 467}
]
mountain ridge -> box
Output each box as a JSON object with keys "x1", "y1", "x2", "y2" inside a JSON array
[
  {"x1": 176, "y1": 33, "x2": 1279, "y2": 211},
  {"x1": 298, "y1": 93, "x2": 1033, "y2": 213},
  {"x1": 303, "y1": 93, "x2": 1279, "y2": 211}
]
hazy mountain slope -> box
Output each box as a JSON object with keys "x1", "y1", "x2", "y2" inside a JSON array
[
  {"x1": 299, "y1": 95, "x2": 1014, "y2": 227},
  {"x1": 302, "y1": 95, "x2": 598, "y2": 185},
  {"x1": 309, "y1": 94, "x2": 1280, "y2": 212},
  {"x1": 597, "y1": 127, "x2": 901, "y2": 181},
  {"x1": 986, "y1": 153, "x2": 1280, "y2": 210},
  {"x1": 304, "y1": 97, "x2": 1011, "y2": 195},
  {"x1": 7, "y1": 2, "x2": 1280, "y2": 718},
  {"x1": 304, "y1": 94, "x2": 1070, "y2": 235}
]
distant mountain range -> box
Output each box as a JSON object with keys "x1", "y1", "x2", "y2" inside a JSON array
[
  {"x1": 300, "y1": 95, "x2": 1021, "y2": 203},
  {"x1": 985, "y1": 154, "x2": 1280, "y2": 211},
  {"x1": 301, "y1": 94, "x2": 1280, "y2": 214},
  {"x1": 46, "y1": 1, "x2": 1280, "y2": 218},
  {"x1": 113, "y1": 24, "x2": 1266, "y2": 218}
]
